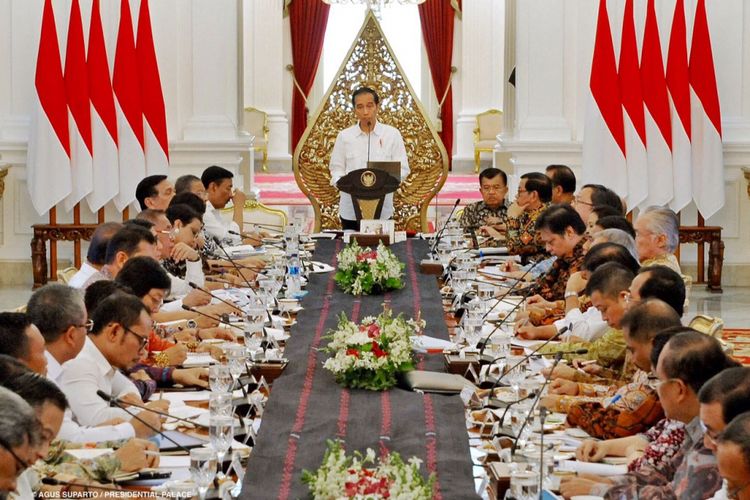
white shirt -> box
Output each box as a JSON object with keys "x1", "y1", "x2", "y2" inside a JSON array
[
  {"x1": 9, "y1": 469, "x2": 37, "y2": 500},
  {"x1": 45, "y1": 351, "x2": 135, "y2": 443},
  {"x1": 203, "y1": 200, "x2": 242, "y2": 246},
  {"x1": 59, "y1": 337, "x2": 141, "y2": 427},
  {"x1": 68, "y1": 261, "x2": 98, "y2": 289},
  {"x1": 554, "y1": 304, "x2": 609, "y2": 342},
  {"x1": 329, "y1": 121, "x2": 409, "y2": 220}
]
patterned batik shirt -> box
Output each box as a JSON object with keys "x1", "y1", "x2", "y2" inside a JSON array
[
  {"x1": 506, "y1": 203, "x2": 550, "y2": 262},
  {"x1": 459, "y1": 201, "x2": 508, "y2": 230},
  {"x1": 628, "y1": 418, "x2": 687, "y2": 474},
  {"x1": 600, "y1": 416, "x2": 722, "y2": 500},
  {"x1": 535, "y1": 235, "x2": 589, "y2": 301}
]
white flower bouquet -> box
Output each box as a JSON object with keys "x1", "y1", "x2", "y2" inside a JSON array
[
  {"x1": 335, "y1": 241, "x2": 404, "y2": 295},
  {"x1": 322, "y1": 308, "x2": 423, "y2": 391},
  {"x1": 302, "y1": 440, "x2": 435, "y2": 499}
]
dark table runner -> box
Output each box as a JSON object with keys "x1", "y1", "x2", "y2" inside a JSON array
[{"x1": 242, "y1": 239, "x2": 478, "y2": 499}]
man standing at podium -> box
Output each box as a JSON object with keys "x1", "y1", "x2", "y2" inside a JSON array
[{"x1": 330, "y1": 87, "x2": 410, "y2": 230}]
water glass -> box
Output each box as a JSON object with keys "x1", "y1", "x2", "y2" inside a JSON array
[
  {"x1": 209, "y1": 415, "x2": 234, "y2": 479},
  {"x1": 452, "y1": 270, "x2": 469, "y2": 295},
  {"x1": 209, "y1": 392, "x2": 233, "y2": 418},
  {"x1": 223, "y1": 344, "x2": 246, "y2": 379},
  {"x1": 462, "y1": 316, "x2": 483, "y2": 347},
  {"x1": 245, "y1": 304, "x2": 267, "y2": 325},
  {"x1": 507, "y1": 471, "x2": 539, "y2": 500},
  {"x1": 189, "y1": 448, "x2": 217, "y2": 500},
  {"x1": 244, "y1": 330, "x2": 264, "y2": 360},
  {"x1": 209, "y1": 364, "x2": 232, "y2": 393}
]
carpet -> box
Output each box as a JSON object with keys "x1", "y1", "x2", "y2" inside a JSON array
[
  {"x1": 254, "y1": 173, "x2": 481, "y2": 206},
  {"x1": 724, "y1": 329, "x2": 750, "y2": 365}
]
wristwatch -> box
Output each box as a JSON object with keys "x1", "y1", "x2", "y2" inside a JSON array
[
  {"x1": 186, "y1": 319, "x2": 198, "y2": 329},
  {"x1": 564, "y1": 291, "x2": 579, "y2": 299}
]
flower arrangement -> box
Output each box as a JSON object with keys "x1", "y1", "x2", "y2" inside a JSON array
[
  {"x1": 322, "y1": 308, "x2": 422, "y2": 391},
  {"x1": 335, "y1": 240, "x2": 404, "y2": 295},
  {"x1": 302, "y1": 440, "x2": 435, "y2": 500}
]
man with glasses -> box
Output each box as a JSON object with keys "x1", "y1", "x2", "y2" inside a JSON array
[
  {"x1": 505, "y1": 172, "x2": 552, "y2": 262},
  {"x1": 0, "y1": 312, "x2": 47, "y2": 376},
  {"x1": 564, "y1": 331, "x2": 736, "y2": 499},
  {"x1": 0, "y1": 386, "x2": 38, "y2": 495},
  {"x1": 60, "y1": 294, "x2": 169, "y2": 430},
  {"x1": 573, "y1": 183, "x2": 625, "y2": 226},
  {"x1": 713, "y1": 412, "x2": 750, "y2": 500},
  {"x1": 459, "y1": 168, "x2": 509, "y2": 245}
]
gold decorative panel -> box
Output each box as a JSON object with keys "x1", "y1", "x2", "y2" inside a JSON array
[{"x1": 293, "y1": 10, "x2": 449, "y2": 232}]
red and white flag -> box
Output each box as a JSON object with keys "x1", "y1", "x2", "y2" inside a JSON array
[
  {"x1": 583, "y1": 0, "x2": 627, "y2": 199},
  {"x1": 136, "y1": 0, "x2": 169, "y2": 176},
  {"x1": 112, "y1": 0, "x2": 146, "y2": 211},
  {"x1": 26, "y1": 0, "x2": 71, "y2": 216},
  {"x1": 86, "y1": 0, "x2": 119, "y2": 212},
  {"x1": 640, "y1": 0, "x2": 673, "y2": 208},
  {"x1": 618, "y1": 0, "x2": 648, "y2": 209},
  {"x1": 666, "y1": 0, "x2": 692, "y2": 212},
  {"x1": 63, "y1": 0, "x2": 93, "y2": 212},
  {"x1": 690, "y1": 0, "x2": 724, "y2": 219}
]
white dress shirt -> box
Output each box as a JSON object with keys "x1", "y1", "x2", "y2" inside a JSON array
[
  {"x1": 68, "y1": 261, "x2": 98, "y2": 289},
  {"x1": 329, "y1": 121, "x2": 410, "y2": 220},
  {"x1": 45, "y1": 351, "x2": 135, "y2": 443},
  {"x1": 203, "y1": 200, "x2": 242, "y2": 246},
  {"x1": 553, "y1": 304, "x2": 609, "y2": 342},
  {"x1": 59, "y1": 337, "x2": 141, "y2": 427}
]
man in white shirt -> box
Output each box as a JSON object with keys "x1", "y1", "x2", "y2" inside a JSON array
[
  {"x1": 27, "y1": 284, "x2": 160, "y2": 441},
  {"x1": 201, "y1": 165, "x2": 262, "y2": 247},
  {"x1": 329, "y1": 87, "x2": 410, "y2": 230},
  {"x1": 135, "y1": 175, "x2": 175, "y2": 211},
  {"x1": 60, "y1": 294, "x2": 169, "y2": 429},
  {"x1": 81, "y1": 225, "x2": 160, "y2": 289},
  {"x1": 68, "y1": 222, "x2": 121, "y2": 289}
]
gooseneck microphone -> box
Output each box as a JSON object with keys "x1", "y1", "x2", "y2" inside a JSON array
[
  {"x1": 95, "y1": 391, "x2": 191, "y2": 454},
  {"x1": 429, "y1": 198, "x2": 462, "y2": 258},
  {"x1": 181, "y1": 304, "x2": 236, "y2": 328},
  {"x1": 366, "y1": 119, "x2": 372, "y2": 167},
  {"x1": 188, "y1": 282, "x2": 241, "y2": 313},
  {"x1": 96, "y1": 390, "x2": 209, "y2": 429}
]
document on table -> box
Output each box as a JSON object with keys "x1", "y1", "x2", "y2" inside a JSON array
[{"x1": 558, "y1": 460, "x2": 628, "y2": 476}]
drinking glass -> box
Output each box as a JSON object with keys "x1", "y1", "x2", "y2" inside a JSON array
[
  {"x1": 452, "y1": 270, "x2": 469, "y2": 295},
  {"x1": 462, "y1": 316, "x2": 483, "y2": 347},
  {"x1": 510, "y1": 405, "x2": 533, "y2": 450},
  {"x1": 437, "y1": 242, "x2": 452, "y2": 268},
  {"x1": 189, "y1": 448, "x2": 217, "y2": 500},
  {"x1": 209, "y1": 415, "x2": 234, "y2": 479},
  {"x1": 209, "y1": 392, "x2": 233, "y2": 418},
  {"x1": 244, "y1": 327, "x2": 264, "y2": 360},
  {"x1": 505, "y1": 361, "x2": 526, "y2": 400},
  {"x1": 209, "y1": 364, "x2": 232, "y2": 393},
  {"x1": 223, "y1": 344, "x2": 246, "y2": 380},
  {"x1": 507, "y1": 471, "x2": 539, "y2": 500}
]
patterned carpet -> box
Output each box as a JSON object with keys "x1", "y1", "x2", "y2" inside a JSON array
[
  {"x1": 724, "y1": 329, "x2": 750, "y2": 365},
  {"x1": 254, "y1": 173, "x2": 481, "y2": 206}
]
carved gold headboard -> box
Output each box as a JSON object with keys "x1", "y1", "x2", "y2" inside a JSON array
[{"x1": 293, "y1": 10, "x2": 449, "y2": 232}]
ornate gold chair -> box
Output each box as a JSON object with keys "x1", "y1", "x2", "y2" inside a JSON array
[
  {"x1": 56, "y1": 266, "x2": 79, "y2": 285},
  {"x1": 474, "y1": 109, "x2": 503, "y2": 173},
  {"x1": 293, "y1": 11, "x2": 448, "y2": 232},
  {"x1": 241, "y1": 199, "x2": 287, "y2": 232},
  {"x1": 244, "y1": 107, "x2": 270, "y2": 172}
]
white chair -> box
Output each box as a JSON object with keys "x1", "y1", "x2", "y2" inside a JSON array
[
  {"x1": 474, "y1": 109, "x2": 503, "y2": 173},
  {"x1": 243, "y1": 107, "x2": 270, "y2": 171}
]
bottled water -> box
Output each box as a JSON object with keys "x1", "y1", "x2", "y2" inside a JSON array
[{"x1": 286, "y1": 253, "x2": 302, "y2": 298}]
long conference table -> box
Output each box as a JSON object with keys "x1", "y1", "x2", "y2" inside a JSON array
[{"x1": 242, "y1": 239, "x2": 478, "y2": 499}]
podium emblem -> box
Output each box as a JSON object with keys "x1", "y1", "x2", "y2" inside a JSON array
[{"x1": 360, "y1": 170, "x2": 377, "y2": 188}]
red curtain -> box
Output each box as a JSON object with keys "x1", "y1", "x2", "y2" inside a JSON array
[
  {"x1": 289, "y1": 0, "x2": 330, "y2": 152},
  {"x1": 418, "y1": 0, "x2": 455, "y2": 163}
]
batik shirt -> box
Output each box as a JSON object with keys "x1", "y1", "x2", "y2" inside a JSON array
[
  {"x1": 459, "y1": 201, "x2": 508, "y2": 230},
  {"x1": 506, "y1": 203, "x2": 549, "y2": 262},
  {"x1": 599, "y1": 416, "x2": 722, "y2": 500},
  {"x1": 628, "y1": 418, "x2": 687, "y2": 474},
  {"x1": 535, "y1": 235, "x2": 589, "y2": 301},
  {"x1": 538, "y1": 327, "x2": 627, "y2": 369}
]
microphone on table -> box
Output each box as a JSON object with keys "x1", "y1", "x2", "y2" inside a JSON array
[
  {"x1": 41, "y1": 477, "x2": 125, "y2": 492},
  {"x1": 511, "y1": 350, "x2": 568, "y2": 457},
  {"x1": 96, "y1": 390, "x2": 209, "y2": 429},
  {"x1": 429, "y1": 198, "x2": 462, "y2": 258},
  {"x1": 481, "y1": 326, "x2": 572, "y2": 397},
  {"x1": 242, "y1": 221, "x2": 285, "y2": 233},
  {"x1": 181, "y1": 304, "x2": 239, "y2": 329},
  {"x1": 95, "y1": 391, "x2": 191, "y2": 454},
  {"x1": 229, "y1": 229, "x2": 267, "y2": 240},
  {"x1": 366, "y1": 119, "x2": 372, "y2": 167},
  {"x1": 188, "y1": 281, "x2": 242, "y2": 313}
]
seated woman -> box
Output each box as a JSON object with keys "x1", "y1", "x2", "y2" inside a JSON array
[{"x1": 541, "y1": 301, "x2": 682, "y2": 440}]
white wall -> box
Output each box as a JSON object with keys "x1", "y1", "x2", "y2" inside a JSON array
[
  {"x1": 500, "y1": 0, "x2": 750, "y2": 283},
  {"x1": 0, "y1": 0, "x2": 250, "y2": 272}
]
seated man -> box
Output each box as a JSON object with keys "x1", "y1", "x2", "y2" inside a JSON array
[
  {"x1": 535, "y1": 262, "x2": 632, "y2": 370},
  {"x1": 68, "y1": 222, "x2": 121, "y2": 288},
  {"x1": 543, "y1": 300, "x2": 682, "y2": 440},
  {"x1": 175, "y1": 174, "x2": 207, "y2": 200},
  {"x1": 714, "y1": 412, "x2": 750, "y2": 500},
  {"x1": 574, "y1": 183, "x2": 625, "y2": 225},
  {"x1": 81, "y1": 225, "x2": 159, "y2": 289},
  {"x1": 593, "y1": 215, "x2": 636, "y2": 239},
  {"x1": 27, "y1": 284, "x2": 160, "y2": 442},
  {"x1": 562, "y1": 331, "x2": 736, "y2": 499},
  {"x1": 135, "y1": 175, "x2": 175, "y2": 211},
  {"x1": 60, "y1": 294, "x2": 169, "y2": 428},
  {"x1": 591, "y1": 228, "x2": 639, "y2": 260},
  {"x1": 629, "y1": 265, "x2": 686, "y2": 317},
  {"x1": 201, "y1": 165, "x2": 261, "y2": 247},
  {"x1": 545, "y1": 164, "x2": 576, "y2": 205},
  {"x1": 532, "y1": 204, "x2": 588, "y2": 302},
  {"x1": 0, "y1": 386, "x2": 38, "y2": 496},
  {"x1": 459, "y1": 167, "x2": 508, "y2": 243},
  {"x1": 505, "y1": 172, "x2": 552, "y2": 262},
  {"x1": 0, "y1": 312, "x2": 47, "y2": 376},
  {"x1": 635, "y1": 205, "x2": 682, "y2": 272}
]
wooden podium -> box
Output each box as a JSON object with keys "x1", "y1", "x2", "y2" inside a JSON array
[{"x1": 336, "y1": 167, "x2": 400, "y2": 221}]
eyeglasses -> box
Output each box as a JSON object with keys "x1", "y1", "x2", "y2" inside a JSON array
[
  {"x1": 574, "y1": 196, "x2": 593, "y2": 207},
  {"x1": 699, "y1": 420, "x2": 721, "y2": 443},
  {"x1": 123, "y1": 326, "x2": 149, "y2": 351},
  {"x1": 75, "y1": 319, "x2": 94, "y2": 333},
  {"x1": 157, "y1": 228, "x2": 178, "y2": 241},
  {"x1": 0, "y1": 438, "x2": 32, "y2": 475},
  {"x1": 647, "y1": 376, "x2": 679, "y2": 390}
]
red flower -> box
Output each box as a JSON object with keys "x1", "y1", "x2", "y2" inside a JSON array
[
  {"x1": 371, "y1": 342, "x2": 387, "y2": 358},
  {"x1": 356, "y1": 250, "x2": 378, "y2": 262},
  {"x1": 346, "y1": 348, "x2": 360, "y2": 358},
  {"x1": 366, "y1": 323, "x2": 380, "y2": 338}
]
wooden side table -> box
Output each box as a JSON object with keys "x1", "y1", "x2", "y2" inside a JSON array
[
  {"x1": 679, "y1": 226, "x2": 724, "y2": 293},
  {"x1": 31, "y1": 224, "x2": 97, "y2": 289}
]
